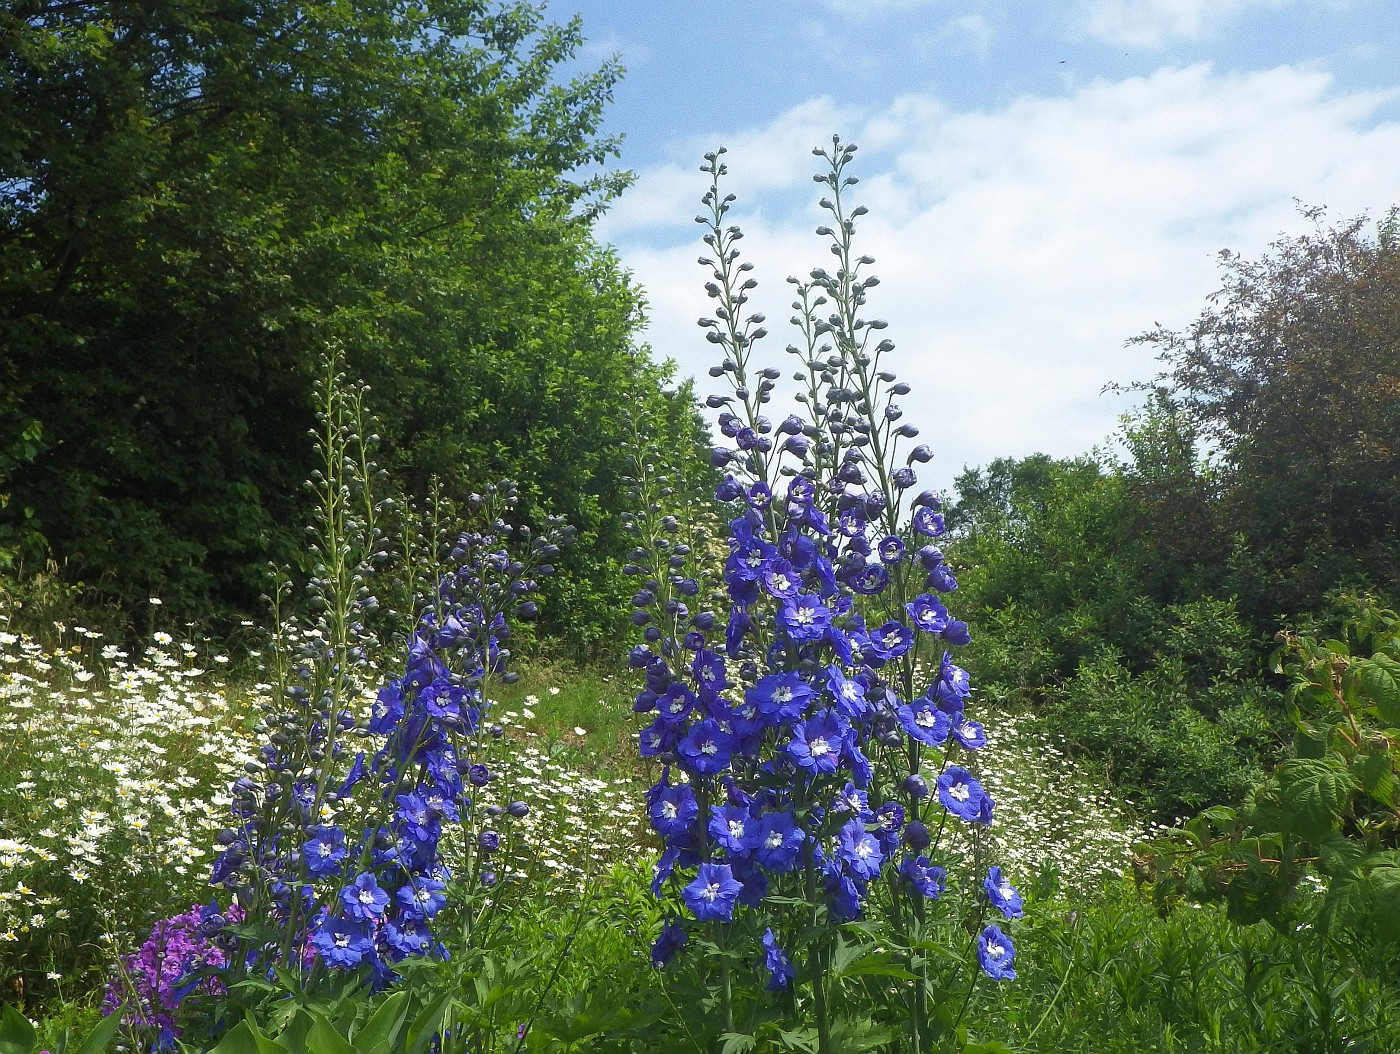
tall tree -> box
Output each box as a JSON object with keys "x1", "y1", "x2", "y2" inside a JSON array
[
  {"x1": 1136, "y1": 208, "x2": 1400, "y2": 619},
  {"x1": 0, "y1": 0, "x2": 686, "y2": 639}
]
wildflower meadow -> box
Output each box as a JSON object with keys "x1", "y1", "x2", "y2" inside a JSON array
[{"x1": 4, "y1": 125, "x2": 1400, "y2": 1054}]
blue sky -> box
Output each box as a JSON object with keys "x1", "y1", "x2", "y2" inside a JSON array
[{"x1": 557, "y1": 0, "x2": 1400, "y2": 491}]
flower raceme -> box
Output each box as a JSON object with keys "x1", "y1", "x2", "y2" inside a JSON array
[
  {"x1": 624, "y1": 139, "x2": 1020, "y2": 996},
  {"x1": 195, "y1": 484, "x2": 570, "y2": 1002}
]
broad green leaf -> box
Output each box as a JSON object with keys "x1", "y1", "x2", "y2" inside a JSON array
[
  {"x1": 1358, "y1": 655, "x2": 1400, "y2": 724},
  {"x1": 350, "y1": 990, "x2": 409, "y2": 1052},
  {"x1": 1353, "y1": 749, "x2": 1397, "y2": 807},
  {"x1": 206, "y1": 1020, "x2": 286, "y2": 1054},
  {"x1": 0, "y1": 1002, "x2": 36, "y2": 1054},
  {"x1": 403, "y1": 992, "x2": 453, "y2": 1054},
  {"x1": 304, "y1": 1013, "x2": 354, "y2": 1054},
  {"x1": 1366, "y1": 865, "x2": 1400, "y2": 944},
  {"x1": 1276, "y1": 758, "x2": 1357, "y2": 841},
  {"x1": 720, "y1": 1033, "x2": 757, "y2": 1054},
  {"x1": 828, "y1": 1017, "x2": 895, "y2": 1053}
]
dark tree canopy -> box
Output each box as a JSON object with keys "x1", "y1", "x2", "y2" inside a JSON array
[
  {"x1": 0, "y1": 0, "x2": 694, "y2": 643},
  {"x1": 1136, "y1": 208, "x2": 1400, "y2": 618}
]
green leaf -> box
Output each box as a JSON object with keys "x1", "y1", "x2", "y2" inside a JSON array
[
  {"x1": 1366, "y1": 865, "x2": 1400, "y2": 944},
  {"x1": 1353, "y1": 750, "x2": 1397, "y2": 807},
  {"x1": 1358, "y1": 655, "x2": 1400, "y2": 724},
  {"x1": 404, "y1": 992, "x2": 453, "y2": 1054},
  {"x1": 0, "y1": 1002, "x2": 36, "y2": 1054},
  {"x1": 304, "y1": 1013, "x2": 354, "y2": 1054},
  {"x1": 72, "y1": 1011, "x2": 124, "y2": 1054},
  {"x1": 719, "y1": 1033, "x2": 757, "y2": 1054},
  {"x1": 1276, "y1": 758, "x2": 1357, "y2": 841},
  {"x1": 350, "y1": 990, "x2": 410, "y2": 1053},
  {"x1": 206, "y1": 1020, "x2": 286, "y2": 1054}
]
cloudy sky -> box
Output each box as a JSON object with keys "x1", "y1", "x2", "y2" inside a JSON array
[{"x1": 559, "y1": 0, "x2": 1400, "y2": 492}]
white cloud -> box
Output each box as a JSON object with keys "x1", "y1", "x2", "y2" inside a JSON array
[
  {"x1": 1075, "y1": 0, "x2": 1312, "y2": 50},
  {"x1": 945, "y1": 13, "x2": 995, "y2": 55},
  {"x1": 603, "y1": 64, "x2": 1400, "y2": 489}
]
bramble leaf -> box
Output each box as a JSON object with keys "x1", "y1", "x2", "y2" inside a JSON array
[
  {"x1": 1357, "y1": 655, "x2": 1400, "y2": 725},
  {"x1": 1276, "y1": 758, "x2": 1357, "y2": 841}
]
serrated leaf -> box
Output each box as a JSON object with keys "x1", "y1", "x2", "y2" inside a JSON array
[
  {"x1": 1359, "y1": 655, "x2": 1400, "y2": 724},
  {"x1": 1353, "y1": 750, "x2": 1397, "y2": 807},
  {"x1": 1366, "y1": 865, "x2": 1400, "y2": 944},
  {"x1": 828, "y1": 1017, "x2": 895, "y2": 1053},
  {"x1": 776, "y1": 1027, "x2": 820, "y2": 1052},
  {"x1": 1276, "y1": 758, "x2": 1357, "y2": 841},
  {"x1": 719, "y1": 1033, "x2": 757, "y2": 1054},
  {"x1": 0, "y1": 1001, "x2": 36, "y2": 1054}
]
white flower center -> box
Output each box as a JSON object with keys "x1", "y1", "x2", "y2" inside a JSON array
[
  {"x1": 855, "y1": 839, "x2": 873, "y2": 859},
  {"x1": 703, "y1": 882, "x2": 720, "y2": 902},
  {"x1": 916, "y1": 710, "x2": 937, "y2": 728},
  {"x1": 661, "y1": 801, "x2": 678, "y2": 819},
  {"x1": 728, "y1": 820, "x2": 746, "y2": 839},
  {"x1": 316, "y1": 843, "x2": 334, "y2": 857},
  {"x1": 357, "y1": 889, "x2": 376, "y2": 905},
  {"x1": 986, "y1": 940, "x2": 1006, "y2": 959},
  {"x1": 949, "y1": 782, "x2": 970, "y2": 803},
  {"x1": 774, "y1": 686, "x2": 793, "y2": 704},
  {"x1": 795, "y1": 608, "x2": 814, "y2": 625},
  {"x1": 701, "y1": 739, "x2": 718, "y2": 755},
  {"x1": 766, "y1": 830, "x2": 784, "y2": 849},
  {"x1": 771, "y1": 573, "x2": 791, "y2": 591},
  {"x1": 810, "y1": 736, "x2": 830, "y2": 757}
]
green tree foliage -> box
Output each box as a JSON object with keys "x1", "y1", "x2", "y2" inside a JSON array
[
  {"x1": 946, "y1": 451, "x2": 1280, "y2": 820},
  {"x1": 0, "y1": 0, "x2": 695, "y2": 645},
  {"x1": 1136, "y1": 208, "x2": 1400, "y2": 620}
]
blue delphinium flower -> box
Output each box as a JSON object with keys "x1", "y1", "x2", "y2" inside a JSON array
[
  {"x1": 762, "y1": 928, "x2": 796, "y2": 990},
  {"x1": 204, "y1": 483, "x2": 570, "y2": 993},
  {"x1": 341, "y1": 872, "x2": 389, "y2": 920},
  {"x1": 836, "y1": 819, "x2": 884, "y2": 882},
  {"x1": 683, "y1": 863, "x2": 744, "y2": 922},
  {"x1": 787, "y1": 710, "x2": 849, "y2": 774},
  {"x1": 651, "y1": 919, "x2": 689, "y2": 968},
  {"x1": 899, "y1": 855, "x2": 947, "y2": 899},
  {"x1": 303, "y1": 826, "x2": 346, "y2": 878},
  {"x1": 311, "y1": 915, "x2": 375, "y2": 969},
  {"x1": 977, "y1": 925, "x2": 1017, "y2": 980},
  {"x1": 621, "y1": 142, "x2": 1022, "y2": 1015},
  {"x1": 896, "y1": 699, "x2": 951, "y2": 747},
  {"x1": 983, "y1": 866, "x2": 1024, "y2": 919},
  {"x1": 649, "y1": 783, "x2": 699, "y2": 839},
  {"x1": 937, "y1": 766, "x2": 994, "y2": 825}
]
